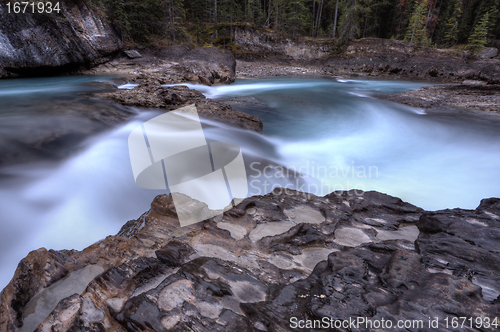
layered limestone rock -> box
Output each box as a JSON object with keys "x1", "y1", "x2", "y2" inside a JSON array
[
  {"x1": 1, "y1": 189, "x2": 499, "y2": 331},
  {"x1": 0, "y1": 1, "x2": 122, "y2": 78},
  {"x1": 231, "y1": 28, "x2": 500, "y2": 84},
  {"x1": 233, "y1": 26, "x2": 333, "y2": 61},
  {"x1": 324, "y1": 39, "x2": 500, "y2": 84}
]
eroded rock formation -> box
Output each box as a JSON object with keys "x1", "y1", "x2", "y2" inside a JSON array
[
  {"x1": 100, "y1": 83, "x2": 263, "y2": 133},
  {"x1": 87, "y1": 47, "x2": 237, "y2": 86},
  {"x1": 1, "y1": 189, "x2": 499, "y2": 331},
  {"x1": 230, "y1": 28, "x2": 500, "y2": 84}
]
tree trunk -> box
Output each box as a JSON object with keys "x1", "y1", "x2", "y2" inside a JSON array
[
  {"x1": 363, "y1": 14, "x2": 367, "y2": 37},
  {"x1": 315, "y1": 0, "x2": 323, "y2": 36},
  {"x1": 471, "y1": 0, "x2": 485, "y2": 33},
  {"x1": 333, "y1": 0, "x2": 339, "y2": 37},
  {"x1": 312, "y1": 0, "x2": 316, "y2": 37},
  {"x1": 319, "y1": 0, "x2": 324, "y2": 36},
  {"x1": 163, "y1": 0, "x2": 168, "y2": 37},
  {"x1": 170, "y1": 0, "x2": 175, "y2": 43},
  {"x1": 267, "y1": 0, "x2": 272, "y2": 26},
  {"x1": 274, "y1": 0, "x2": 279, "y2": 30},
  {"x1": 431, "y1": 0, "x2": 443, "y2": 39},
  {"x1": 214, "y1": 0, "x2": 218, "y2": 38},
  {"x1": 424, "y1": 0, "x2": 434, "y2": 31},
  {"x1": 396, "y1": 3, "x2": 405, "y2": 38}
]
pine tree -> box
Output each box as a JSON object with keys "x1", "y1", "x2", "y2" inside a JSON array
[
  {"x1": 103, "y1": 0, "x2": 130, "y2": 38},
  {"x1": 487, "y1": 0, "x2": 500, "y2": 41},
  {"x1": 467, "y1": 11, "x2": 489, "y2": 52},
  {"x1": 405, "y1": 0, "x2": 430, "y2": 46},
  {"x1": 442, "y1": 0, "x2": 462, "y2": 46},
  {"x1": 339, "y1": 0, "x2": 364, "y2": 42}
]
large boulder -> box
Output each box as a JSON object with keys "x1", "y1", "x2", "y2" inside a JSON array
[
  {"x1": 172, "y1": 47, "x2": 237, "y2": 85},
  {"x1": 478, "y1": 47, "x2": 498, "y2": 59}
]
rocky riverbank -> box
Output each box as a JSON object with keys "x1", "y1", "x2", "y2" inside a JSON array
[
  {"x1": 85, "y1": 35, "x2": 500, "y2": 120},
  {"x1": 0, "y1": 189, "x2": 499, "y2": 331},
  {"x1": 231, "y1": 27, "x2": 500, "y2": 84},
  {"x1": 321, "y1": 39, "x2": 500, "y2": 84},
  {"x1": 88, "y1": 46, "x2": 265, "y2": 132},
  {"x1": 381, "y1": 83, "x2": 500, "y2": 115},
  {"x1": 85, "y1": 46, "x2": 237, "y2": 86}
]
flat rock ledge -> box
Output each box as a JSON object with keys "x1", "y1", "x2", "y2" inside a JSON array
[
  {"x1": 381, "y1": 83, "x2": 500, "y2": 114},
  {"x1": 1, "y1": 189, "x2": 499, "y2": 331}
]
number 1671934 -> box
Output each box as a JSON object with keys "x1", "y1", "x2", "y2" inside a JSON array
[{"x1": 6, "y1": 2, "x2": 61, "y2": 14}]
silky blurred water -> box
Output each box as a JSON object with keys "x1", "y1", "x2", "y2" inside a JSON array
[
  {"x1": 177, "y1": 78, "x2": 500, "y2": 212},
  {"x1": 1, "y1": 76, "x2": 499, "y2": 290}
]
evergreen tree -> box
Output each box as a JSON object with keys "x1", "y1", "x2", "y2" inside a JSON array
[
  {"x1": 339, "y1": 0, "x2": 363, "y2": 41},
  {"x1": 94, "y1": 0, "x2": 497, "y2": 47},
  {"x1": 487, "y1": 0, "x2": 500, "y2": 40},
  {"x1": 103, "y1": 0, "x2": 130, "y2": 38},
  {"x1": 467, "y1": 11, "x2": 489, "y2": 52},
  {"x1": 442, "y1": 0, "x2": 462, "y2": 46},
  {"x1": 285, "y1": 0, "x2": 309, "y2": 38},
  {"x1": 405, "y1": 0, "x2": 430, "y2": 46}
]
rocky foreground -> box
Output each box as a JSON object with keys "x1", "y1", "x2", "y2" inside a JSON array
[{"x1": 0, "y1": 189, "x2": 499, "y2": 331}]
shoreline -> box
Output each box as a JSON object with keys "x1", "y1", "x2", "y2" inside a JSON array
[{"x1": 83, "y1": 47, "x2": 500, "y2": 118}]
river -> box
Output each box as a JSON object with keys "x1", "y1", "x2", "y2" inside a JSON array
[{"x1": 1, "y1": 76, "x2": 499, "y2": 290}]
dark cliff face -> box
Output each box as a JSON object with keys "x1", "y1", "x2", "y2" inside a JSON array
[{"x1": 0, "y1": 0, "x2": 122, "y2": 78}]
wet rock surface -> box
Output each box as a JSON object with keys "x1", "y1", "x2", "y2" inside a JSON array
[
  {"x1": 1, "y1": 189, "x2": 499, "y2": 331},
  {"x1": 100, "y1": 83, "x2": 263, "y2": 132}
]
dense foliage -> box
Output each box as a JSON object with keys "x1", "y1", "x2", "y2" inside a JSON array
[{"x1": 91, "y1": 0, "x2": 499, "y2": 50}]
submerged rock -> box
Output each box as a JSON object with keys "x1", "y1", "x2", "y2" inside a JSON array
[{"x1": 1, "y1": 189, "x2": 498, "y2": 331}]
